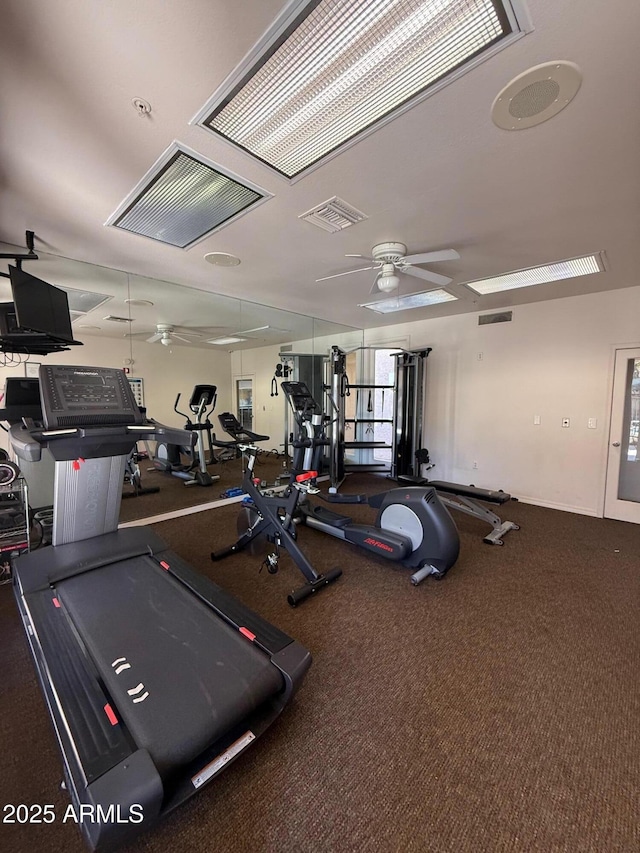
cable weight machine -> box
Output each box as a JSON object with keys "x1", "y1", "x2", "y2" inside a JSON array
[
  {"x1": 327, "y1": 346, "x2": 430, "y2": 491},
  {"x1": 325, "y1": 346, "x2": 519, "y2": 545}
]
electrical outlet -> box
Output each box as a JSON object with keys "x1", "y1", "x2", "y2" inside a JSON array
[
  {"x1": 533, "y1": 415, "x2": 541, "y2": 425},
  {"x1": 477, "y1": 352, "x2": 483, "y2": 361},
  {"x1": 588, "y1": 418, "x2": 597, "y2": 429},
  {"x1": 473, "y1": 461, "x2": 478, "y2": 469},
  {"x1": 562, "y1": 418, "x2": 570, "y2": 428}
]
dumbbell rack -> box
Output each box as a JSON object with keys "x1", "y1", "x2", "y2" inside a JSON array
[{"x1": 0, "y1": 477, "x2": 29, "y2": 584}]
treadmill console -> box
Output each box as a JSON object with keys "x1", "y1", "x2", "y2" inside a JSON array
[{"x1": 39, "y1": 365, "x2": 143, "y2": 429}]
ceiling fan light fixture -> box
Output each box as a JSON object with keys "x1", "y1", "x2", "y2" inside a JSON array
[{"x1": 377, "y1": 272, "x2": 400, "y2": 292}]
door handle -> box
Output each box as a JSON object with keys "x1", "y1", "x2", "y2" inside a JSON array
[{"x1": 612, "y1": 441, "x2": 621, "y2": 447}]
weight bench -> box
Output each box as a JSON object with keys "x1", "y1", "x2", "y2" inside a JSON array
[
  {"x1": 217, "y1": 413, "x2": 271, "y2": 474},
  {"x1": 398, "y1": 475, "x2": 519, "y2": 545},
  {"x1": 218, "y1": 412, "x2": 269, "y2": 445}
]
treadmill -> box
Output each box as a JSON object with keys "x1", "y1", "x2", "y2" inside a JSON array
[{"x1": 10, "y1": 364, "x2": 311, "y2": 851}]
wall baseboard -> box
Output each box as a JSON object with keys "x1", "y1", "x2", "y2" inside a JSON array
[{"x1": 514, "y1": 496, "x2": 599, "y2": 517}]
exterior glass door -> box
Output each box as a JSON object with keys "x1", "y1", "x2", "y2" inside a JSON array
[{"x1": 604, "y1": 348, "x2": 640, "y2": 522}]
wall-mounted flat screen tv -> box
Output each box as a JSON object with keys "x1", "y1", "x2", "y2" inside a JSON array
[{"x1": 8, "y1": 265, "x2": 75, "y2": 343}]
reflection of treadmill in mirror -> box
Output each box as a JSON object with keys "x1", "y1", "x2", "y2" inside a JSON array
[
  {"x1": 9, "y1": 364, "x2": 311, "y2": 852},
  {"x1": 0, "y1": 265, "x2": 83, "y2": 354},
  {"x1": 0, "y1": 377, "x2": 55, "y2": 510}
]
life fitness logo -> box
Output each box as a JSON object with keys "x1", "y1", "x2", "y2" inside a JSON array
[{"x1": 364, "y1": 537, "x2": 394, "y2": 553}]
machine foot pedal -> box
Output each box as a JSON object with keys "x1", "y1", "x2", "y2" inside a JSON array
[{"x1": 410, "y1": 564, "x2": 443, "y2": 585}]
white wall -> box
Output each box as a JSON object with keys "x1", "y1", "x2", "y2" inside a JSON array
[
  {"x1": 0, "y1": 333, "x2": 232, "y2": 450},
  {"x1": 233, "y1": 288, "x2": 640, "y2": 516},
  {"x1": 363, "y1": 286, "x2": 640, "y2": 516}
]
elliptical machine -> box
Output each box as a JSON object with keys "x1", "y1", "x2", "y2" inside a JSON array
[
  {"x1": 282, "y1": 381, "x2": 460, "y2": 585},
  {"x1": 152, "y1": 384, "x2": 220, "y2": 487}
]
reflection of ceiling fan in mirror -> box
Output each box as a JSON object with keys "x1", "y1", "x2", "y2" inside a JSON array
[
  {"x1": 316, "y1": 242, "x2": 460, "y2": 293},
  {"x1": 127, "y1": 323, "x2": 293, "y2": 347},
  {"x1": 127, "y1": 324, "x2": 208, "y2": 346}
]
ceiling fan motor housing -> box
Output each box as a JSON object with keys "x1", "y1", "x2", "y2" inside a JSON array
[{"x1": 372, "y1": 242, "x2": 407, "y2": 264}]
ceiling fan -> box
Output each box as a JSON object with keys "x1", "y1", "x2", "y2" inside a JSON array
[
  {"x1": 127, "y1": 324, "x2": 205, "y2": 346},
  {"x1": 316, "y1": 242, "x2": 460, "y2": 293}
]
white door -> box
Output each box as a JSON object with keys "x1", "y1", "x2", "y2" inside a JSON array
[{"x1": 604, "y1": 347, "x2": 640, "y2": 522}]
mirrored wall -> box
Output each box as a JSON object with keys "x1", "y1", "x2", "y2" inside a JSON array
[{"x1": 0, "y1": 244, "x2": 363, "y2": 519}]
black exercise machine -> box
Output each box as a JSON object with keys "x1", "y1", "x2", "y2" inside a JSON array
[
  {"x1": 217, "y1": 411, "x2": 271, "y2": 472},
  {"x1": 9, "y1": 365, "x2": 311, "y2": 851},
  {"x1": 282, "y1": 381, "x2": 460, "y2": 585},
  {"x1": 396, "y1": 448, "x2": 519, "y2": 545},
  {"x1": 211, "y1": 434, "x2": 342, "y2": 606},
  {"x1": 152, "y1": 384, "x2": 220, "y2": 487},
  {"x1": 399, "y1": 477, "x2": 519, "y2": 545},
  {"x1": 122, "y1": 444, "x2": 160, "y2": 498},
  {"x1": 217, "y1": 411, "x2": 270, "y2": 446}
]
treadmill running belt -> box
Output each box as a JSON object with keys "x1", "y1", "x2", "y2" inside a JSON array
[{"x1": 56, "y1": 555, "x2": 284, "y2": 778}]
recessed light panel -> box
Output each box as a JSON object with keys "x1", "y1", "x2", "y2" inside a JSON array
[
  {"x1": 196, "y1": 0, "x2": 520, "y2": 178},
  {"x1": 106, "y1": 144, "x2": 271, "y2": 248},
  {"x1": 56, "y1": 286, "x2": 112, "y2": 315},
  {"x1": 360, "y1": 289, "x2": 457, "y2": 313},
  {"x1": 207, "y1": 336, "x2": 247, "y2": 345},
  {"x1": 465, "y1": 253, "x2": 605, "y2": 295}
]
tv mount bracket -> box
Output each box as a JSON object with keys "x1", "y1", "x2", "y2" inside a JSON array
[{"x1": 0, "y1": 230, "x2": 38, "y2": 278}]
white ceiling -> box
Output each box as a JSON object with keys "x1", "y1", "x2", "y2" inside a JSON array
[{"x1": 1, "y1": 0, "x2": 639, "y2": 332}]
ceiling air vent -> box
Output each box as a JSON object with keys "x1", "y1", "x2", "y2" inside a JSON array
[
  {"x1": 478, "y1": 311, "x2": 513, "y2": 325},
  {"x1": 299, "y1": 197, "x2": 368, "y2": 233},
  {"x1": 103, "y1": 315, "x2": 133, "y2": 324},
  {"x1": 105, "y1": 142, "x2": 272, "y2": 248}
]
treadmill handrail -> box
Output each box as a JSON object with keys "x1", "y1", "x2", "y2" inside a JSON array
[{"x1": 10, "y1": 419, "x2": 196, "y2": 463}]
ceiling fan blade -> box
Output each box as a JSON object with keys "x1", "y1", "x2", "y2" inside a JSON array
[
  {"x1": 146, "y1": 333, "x2": 162, "y2": 343},
  {"x1": 236, "y1": 325, "x2": 270, "y2": 335},
  {"x1": 345, "y1": 253, "x2": 369, "y2": 259},
  {"x1": 402, "y1": 266, "x2": 452, "y2": 287},
  {"x1": 171, "y1": 334, "x2": 193, "y2": 343},
  {"x1": 124, "y1": 331, "x2": 152, "y2": 339},
  {"x1": 403, "y1": 248, "x2": 460, "y2": 265},
  {"x1": 316, "y1": 265, "x2": 376, "y2": 282}
]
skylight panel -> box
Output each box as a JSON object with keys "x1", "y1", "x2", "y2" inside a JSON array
[
  {"x1": 464, "y1": 254, "x2": 605, "y2": 295},
  {"x1": 360, "y1": 289, "x2": 457, "y2": 313},
  {"x1": 106, "y1": 143, "x2": 271, "y2": 248},
  {"x1": 195, "y1": 0, "x2": 520, "y2": 178}
]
